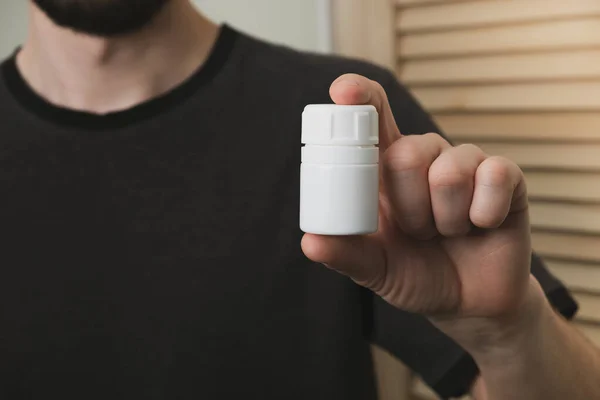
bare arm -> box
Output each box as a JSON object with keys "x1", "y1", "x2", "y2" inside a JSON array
[{"x1": 467, "y1": 281, "x2": 600, "y2": 399}]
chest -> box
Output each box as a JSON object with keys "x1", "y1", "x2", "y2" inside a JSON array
[
  {"x1": 0, "y1": 125, "x2": 316, "y2": 336},
  {"x1": 0, "y1": 126, "x2": 302, "y2": 264}
]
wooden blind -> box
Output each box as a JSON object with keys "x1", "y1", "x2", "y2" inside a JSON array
[{"x1": 394, "y1": 0, "x2": 600, "y2": 399}]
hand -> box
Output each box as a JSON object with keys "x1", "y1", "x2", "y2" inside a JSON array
[{"x1": 301, "y1": 74, "x2": 535, "y2": 348}]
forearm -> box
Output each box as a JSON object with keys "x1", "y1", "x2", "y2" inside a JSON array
[{"x1": 469, "y1": 281, "x2": 600, "y2": 399}]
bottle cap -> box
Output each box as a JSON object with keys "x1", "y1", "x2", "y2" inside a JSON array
[{"x1": 301, "y1": 104, "x2": 379, "y2": 146}]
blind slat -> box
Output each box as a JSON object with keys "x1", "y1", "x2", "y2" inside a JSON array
[
  {"x1": 396, "y1": 0, "x2": 474, "y2": 7},
  {"x1": 525, "y1": 171, "x2": 600, "y2": 202},
  {"x1": 547, "y1": 259, "x2": 600, "y2": 293},
  {"x1": 530, "y1": 203, "x2": 600, "y2": 234},
  {"x1": 398, "y1": 1, "x2": 600, "y2": 33},
  {"x1": 456, "y1": 142, "x2": 600, "y2": 170},
  {"x1": 399, "y1": 18, "x2": 600, "y2": 59},
  {"x1": 578, "y1": 323, "x2": 600, "y2": 347},
  {"x1": 402, "y1": 50, "x2": 600, "y2": 85},
  {"x1": 433, "y1": 113, "x2": 600, "y2": 142},
  {"x1": 533, "y1": 232, "x2": 600, "y2": 263},
  {"x1": 574, "y1": 293, "x2": 600, "y2": 322},
  {"x1": 411, "y1": 82, "x2": 600, "y2": 112}
]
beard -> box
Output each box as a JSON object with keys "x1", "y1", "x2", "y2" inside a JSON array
[{"x1": 32, "y1": 0, "x2": 172, "y2": 37}]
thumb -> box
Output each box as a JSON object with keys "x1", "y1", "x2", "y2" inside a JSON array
[{"x1": 301, "y1": 233, "x2": 387, "y2": 292}]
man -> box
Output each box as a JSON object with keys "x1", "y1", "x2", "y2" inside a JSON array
[{"x1": 0, "y1": 0, "x2": 597, "y2": 399}]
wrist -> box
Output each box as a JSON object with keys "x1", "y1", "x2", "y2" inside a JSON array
[
  {"x1": 433, "y1": 276, "x2": 550, "y2": 364},
  {"x1": 469, "y1": 278, "x2": 550, "y2": 367}
]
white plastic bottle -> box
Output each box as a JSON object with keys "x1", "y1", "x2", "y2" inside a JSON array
[{"x1": 299, "y1": 104, "x2": 379, "y2": 235}]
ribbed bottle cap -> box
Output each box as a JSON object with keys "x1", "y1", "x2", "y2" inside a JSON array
[{"x1": 301, "y1": 104, "x2": 379, "y2": 146}]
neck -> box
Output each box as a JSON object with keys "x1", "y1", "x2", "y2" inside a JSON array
[{"x1": 17, "y1": 0, "x2": 218, "y2": 114}]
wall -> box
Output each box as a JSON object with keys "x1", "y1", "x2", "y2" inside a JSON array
[
  {"x1": 194, "y1": 0, "x2": 329, "y2": 53},
  {"x1": 0, "y1": 1, "x2": 27, "y2": 58},
  {"x1": 0, "y1": 0, "x2": 329, "y2": 59}
]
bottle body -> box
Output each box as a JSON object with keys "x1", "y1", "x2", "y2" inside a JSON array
[
  {"x1": 299, "y1": 104, "x2": 380, "y2": 235},
  {"x1": 300, "y1": 156, "x2": 379, "y2": 235}
]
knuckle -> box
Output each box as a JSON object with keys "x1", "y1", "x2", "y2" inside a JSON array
[
  {"x1": 423, "y1": 131, "x2": 443, "y2": 141},
  {"x1": 422, "y1": 132, "x2": 447, "y2": 148},
  {"x1": 429, "y1": 156, "x2": 472, "y2": 189},
  {"x1": 478, "y1": 157, "x2": 515, "y2": 188},
  {"x1": 384, "y1": 137, "x2": 431, "y2": 172},
  {"x1": 457, "y1": 143, "x2": 484, "y2": 155},
  {"x1": 370, "y1": 79, "x2": 384, "y2": 91},
  {"x1": 429, "y1": 163, "x2": 471, "y2": 189},
  {"x1": 470, "y1": 207, "x2": 504, "y2": 228},
  {"x1": 369, "y1": 79, "x2": 386, "y2": 95},
  {"x1": 369, "y1": 79, "x2": 388, "y2": 108}
]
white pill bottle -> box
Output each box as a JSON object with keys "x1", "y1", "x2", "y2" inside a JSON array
[{"x1": 299, "y1": 104, "x2": 379, "y2": 235}]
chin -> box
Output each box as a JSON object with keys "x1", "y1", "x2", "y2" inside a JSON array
[{"x1": 32, "y1": 0, "x2": 172, "y2": 37}]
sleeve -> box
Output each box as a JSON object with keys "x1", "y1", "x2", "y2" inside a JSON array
[{"x1": 366, "y1": 70, "x2": 579, "y2": 399}]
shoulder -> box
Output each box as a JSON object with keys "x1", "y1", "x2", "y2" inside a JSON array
[
  {"x1": 231, "y1": 27, "x2": 440, "y2": 135},
  {"x1": 234, "y1": 28, "x2": 398, "y2": 94}
]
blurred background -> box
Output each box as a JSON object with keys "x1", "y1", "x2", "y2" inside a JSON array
[
  {"x1": 0, "y1": 0, "x2": 332, "y2": 57},
  {"x1": 1, "y1": 1, "x2": 599, "y2": 399}
]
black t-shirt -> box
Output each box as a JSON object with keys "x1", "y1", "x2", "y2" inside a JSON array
[{"x1": 0, "y1": 25, "x2": 578, "y2": 400}]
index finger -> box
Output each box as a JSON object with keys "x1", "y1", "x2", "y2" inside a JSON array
[{"x1": 329, "y1": 74, "x2": 402, "y2": 150}]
